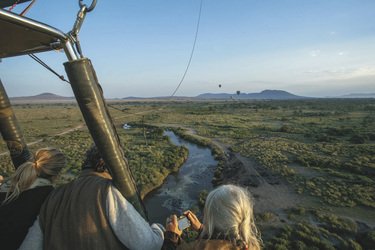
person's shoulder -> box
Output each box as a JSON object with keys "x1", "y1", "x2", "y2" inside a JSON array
[
  {"x1": 107, "y1": 185, "x2": 125, "y2": 201},
  {"x1": 10, "y1": 185, "x2": 54, "y2": 201},
  {"x1": 24, "y1": 185, "x2": 54, "y2": 195},
  {"x1": 176, "y1": 239, "x2": 203, "y2": 250},
  {"x1": 177, "y1": 239, "x2": 241, "y2": 250},
  {"x1": 46, "y1": 179, "x2": 74, "y2": 198}
]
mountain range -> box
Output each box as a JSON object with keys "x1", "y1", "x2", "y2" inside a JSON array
[
  {"x1": 196, "y1": 90, "x2": 307, "y2": 99},
  {"x1": 8, "y1": 90, "x2": 375, "y2": 101}
]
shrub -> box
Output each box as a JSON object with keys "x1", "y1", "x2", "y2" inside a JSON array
[
  {"x1": 357, "y1": 229, "x2": 375, "y2": 249},
  {"x1": 349, "y1": 135, "x2": 367, "y2": 144},
  {"x1": 255, "y1": 212, "x2": 276, "y2": 222},
  {"x1": 198, "y1": 190, "x2": 208, "y2": 207},
  {"x1": 316, "y1": 213, "x2": 358, "y2": 234}
]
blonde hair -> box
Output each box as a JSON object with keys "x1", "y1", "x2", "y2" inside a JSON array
[
  {"x1": 201, "y1": 185, "x2": 262, "y2": 249},
  {"x1": 3, "y1": 148, "x2": 66, "y2": 204}
]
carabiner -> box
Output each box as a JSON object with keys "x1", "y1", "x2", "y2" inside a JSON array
[{"x1": 79, "y1": 0, "x2": 97, "y2": 12}]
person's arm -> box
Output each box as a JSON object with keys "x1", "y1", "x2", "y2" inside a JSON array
[
  {"x1": 162, "y1": 215, "x2": 184, "y2": 250},
  {"x1": 107, "y1": 186, "x2": 165, "y2": 250},
  {"x1": 19, "y1": 216, "x2": 43, "y2": 250}
]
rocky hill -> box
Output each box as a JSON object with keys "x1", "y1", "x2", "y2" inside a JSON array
[{"x1": 10, "y1": 92, "x2": 74, "y2": 101}]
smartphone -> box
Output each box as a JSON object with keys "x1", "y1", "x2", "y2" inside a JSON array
[{"x1": 177, "y1": 216, "x2": 190, "y2": 231}]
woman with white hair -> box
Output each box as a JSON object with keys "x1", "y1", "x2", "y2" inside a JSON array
[{"x1": 163, "y1": 184, "x2": 262, "y2": 250}]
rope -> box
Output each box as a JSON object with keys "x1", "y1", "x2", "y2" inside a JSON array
[
  {"x1": 169, "y1": 0, "x2": 203, "y2": 98},
  {"x1": 20, "y1": 0, "x2": 37, "y2": 16},
  {"x1": 108, "y1": 0, "x2": 204, "y2": 118},
  {"x1": 28, "y1": 54, "x2": 70, "y2": 84},
  {"x1": 8, "y1": 0, "x2": 37, "y2": 16},
  {"x1": 8, "y1": 0, "x2": 21, "y2": 11}
]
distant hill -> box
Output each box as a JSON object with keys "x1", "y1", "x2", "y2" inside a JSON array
[
  {"x1": 10, "y1": 93, "x2": 74, "y2": 101},
  {"x1": 338, "y1": 93, "x2": 375, "y2": 98},
  {"x1": 197, "y1": 90, "x2": 308, "y2": 99}
]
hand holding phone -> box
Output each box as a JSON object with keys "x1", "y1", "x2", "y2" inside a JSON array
[
  {"x1": 184, "y1": 210, "x2": 202, "y2": 232},
  {"x1": 177, "y1": 215, "x2": 191, "y2": 231}
]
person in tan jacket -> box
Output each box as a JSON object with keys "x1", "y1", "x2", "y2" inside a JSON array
[
  {"x1": 163, "y1": 185, "x2": 262, "y2": 250},
  {"x1": 20, "y1": 145, "x2": 164, "y2": 250}
]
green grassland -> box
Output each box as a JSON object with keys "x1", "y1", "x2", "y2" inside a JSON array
[
  {"x1": 1, "y1": 98, "x2": 375, "y2": 249},
  {"x1": 0, "y1": 102, "x2": 188, "y2": 198}
]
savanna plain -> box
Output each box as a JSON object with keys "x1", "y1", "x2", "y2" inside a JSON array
[{"x1": 1, "y1": 98, "x2": 375, "y2": 249}]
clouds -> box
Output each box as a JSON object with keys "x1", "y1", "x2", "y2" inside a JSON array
[
  {"x1": 291, "y1": 74, "x2": 375, "y2": 97},
  {"x1": 346, "y1": 66, "x2": 375, "y2": 78},
  {"x1": 302, "y1": 66, "x2": 375, "y2": 80},
  {"x1": 310, "y1": 50, "x2": 321, "y2": 57},
  {"x1": 308, "y1": 48, "x2": 348, "y2": 60}
]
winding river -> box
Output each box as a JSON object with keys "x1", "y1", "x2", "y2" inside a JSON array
[{"x1": 143, "y1": 131, "x2": 218, "y2": 224}]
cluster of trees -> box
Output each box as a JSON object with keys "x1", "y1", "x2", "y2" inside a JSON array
[
  {"x1": 264, "y1": 222, "x2": 335, "y2": 250},
  {"x1": 263, "y1": 219, "x2": 374, "y2": 250},
  {"x1": 111, "y1": 127, "x2": 189, "y2": 197},
  {"x1": 304, "y1": 126, "x2": 375, "y2": 144},
  {"x1": 316, "y1": 212, "x2": 357, "y2": 235},
  {"x1": 255, "y1": 212, "x2": 276, "y2": 222},
  {"x1": 125, "y1": 144, "x2": 188, "y2": 197},
  {"x1": 306, "y1": 176, "x2": 375, "y2": 208},
  {"x1": 171, "y1": 128, "x2": 211, "y2": 147}
]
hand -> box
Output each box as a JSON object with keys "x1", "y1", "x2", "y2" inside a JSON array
[
  {"x1": 165, "y1": 215, "x2": 183, "y2": 236},
  {"x1": 184, "y1": 210, "x2": 202, "y2": 232}
]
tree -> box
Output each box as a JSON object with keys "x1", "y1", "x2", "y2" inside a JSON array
[{"x1": 198, "y1": 190, "x2": 208, "y2": 207}]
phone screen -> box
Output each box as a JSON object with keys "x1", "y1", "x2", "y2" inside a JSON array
[{"x1": 178, "y1": 217, "x2": 190, "y2": 230}]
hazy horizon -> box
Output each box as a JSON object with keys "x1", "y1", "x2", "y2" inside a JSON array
[{"x1": 8, "y1": 89, "x2": 375, "y2": 99}]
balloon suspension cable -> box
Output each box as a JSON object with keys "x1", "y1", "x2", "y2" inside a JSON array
[
  {"x1": 28, "y1": 54, "x2": 70, "y2": 84},
  {"x1": 169, "y1": 0, "x2": 203, "y2": 99},
  {"x1": 108, "y1": 0, "x2": 204, "y2": 117}
]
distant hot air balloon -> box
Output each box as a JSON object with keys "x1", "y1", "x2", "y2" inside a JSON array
[
  {"x1": 219, "y1": 84, "x2": 222, "y2": 88},
  {"x1": 236, "y1": 90, "x2": 241, "y2": 96}
]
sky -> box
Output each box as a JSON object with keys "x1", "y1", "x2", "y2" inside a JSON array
[{"x1": 1, "y1": 0, "x2": 375, "y2": 98}]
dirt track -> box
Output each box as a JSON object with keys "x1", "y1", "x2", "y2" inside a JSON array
[{"x1": 0, "y1": 124, "x2": 87, "y2": 157}]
